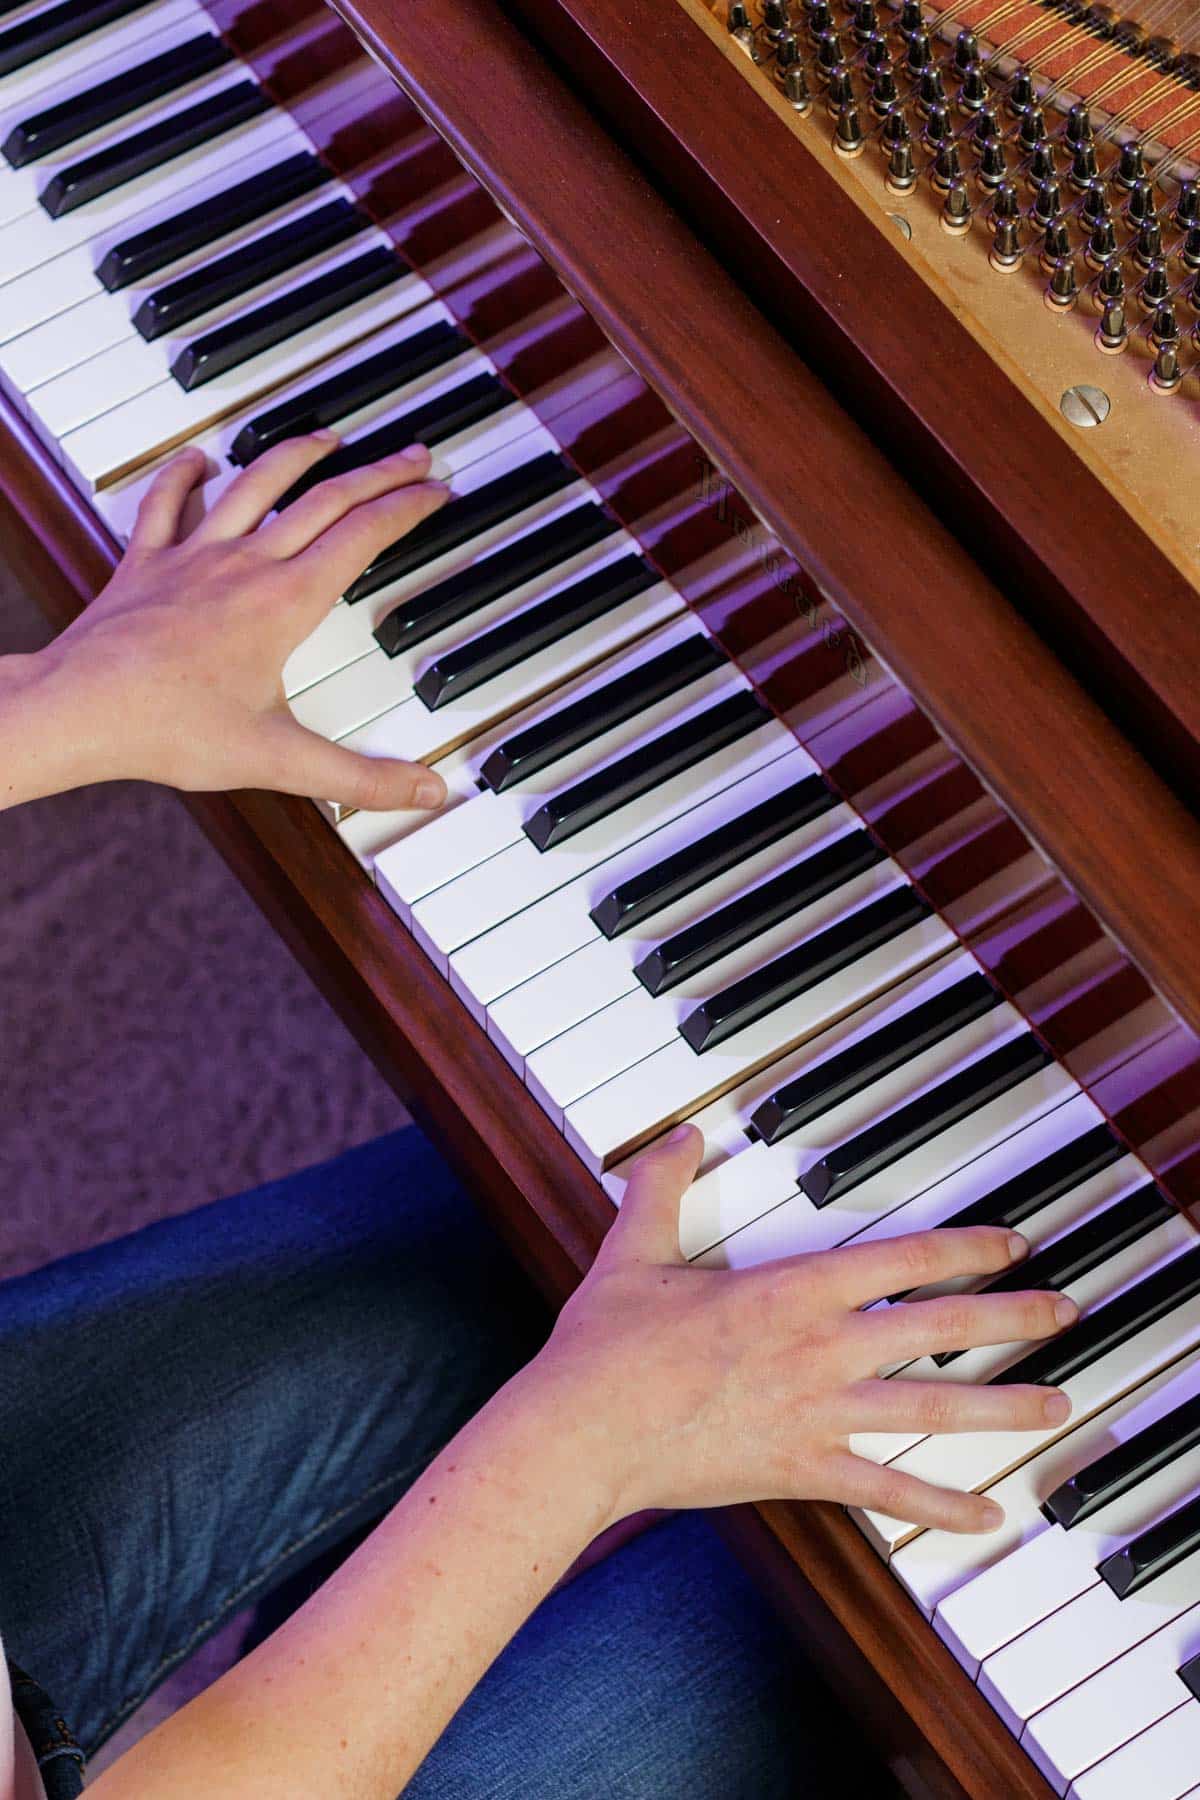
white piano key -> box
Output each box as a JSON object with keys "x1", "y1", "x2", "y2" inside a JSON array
[
  {"x1": 0, "y1": 55, "x2": 252, "y2": 230},
  {"x1": 1068, "y1": 1700, "x2": 1200, "y2": 1800},
  {"x1": 57, "y1": 262, "x2": 435, "y2": 488},
  {"x1": 894, "y1": 1347, "x2": 1200, "y2": 1624},
  {"x1": 931, "y1": 1359, "x2": 1200, "y2": 1672},
  {"x1": 0, "y1": 105, "x2": 302, "y2": 287},
  {"x1": 0, "y1": 0, "x2": 199, "y2": 117},
  {"x1": 1019, "y1": 1585, "x2": 1200, "y2": 1786},
  {"x1": 487, "y1": 803, "x2": 865, "y2": 1070},
  {"x1": 562, "y1": 907, "x2": 956, "y2": 1173}
]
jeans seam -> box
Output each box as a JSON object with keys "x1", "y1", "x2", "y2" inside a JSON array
[{"x1": 92, "y1": 1459, "x2": 416, "y2": 1743}]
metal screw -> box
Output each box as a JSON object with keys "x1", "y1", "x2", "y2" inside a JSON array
[
  {"x1": 887, "y1": 211, "x2": 913, "y2": 239},
  {"x1": 1060, "y1": 384, "x2": 1110, "y2": 427}
]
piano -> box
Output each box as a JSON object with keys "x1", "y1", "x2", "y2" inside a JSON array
[{"x1": 3, "y1": 0, "x2": 1200, "y2": 1793}]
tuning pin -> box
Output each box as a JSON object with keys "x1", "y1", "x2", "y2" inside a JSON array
[
  {"x1": 959, "y1": 63, "x2": 988, "y2": 112},
  {"x1": 899, "y1": 0, "x2": 925, "y2": 35},
  {"x1": 1141, "y1": 259, "x2": 1170, "y2": 307},
  {"x1": 978, "y1": 138, "x2": 1008, "y2": 189},
  {"x1": 1127, "y1": 178, "x2": 1157, "y2": 225},
  {"x1": 1041, "y1": 218, "x2": 1072, "y2": 266},
  {"x1": 1189, "y1": 269, "x2": 1200, "y2": 312},
  {"x1": 805, "y1": 0, "x2": 833, "y2": 39},
  {"x1": 1034, "y1": 178, "x2": 1063, "y2": 224},
  {"x1": 882, "y1": 108, "x2": 909, "y2": 147},
  {"x1": 1066, "y1": 104, "x2": 1093, "y2": 146},
  {"x1": 775, "y1": 29, "x2": 799, "y2": 68},
  {"x1": 1046, "y1": 258, "x2": 1079, "y2": 310},
  {"x1": 864, "y1": 35, "x2": 890, "y2": 73},
  {"x1": 887, "y1": 138, "x2": 918, "y2": 194},
  {"x1": 973, "y1": 105, "x2": 1001, "y2": 147},
  {"x1": 1019, "y1": 106, "x2": 1046, "y2": 154},
  {"x1": 1081, "y1": 180, "x2": 1110, "y2": 228},
  {"x1": 932, "y1": 141, "x2": 962, "y2": 191},
  {"x1": 924, "y1": 103, "x2": 951, "y2": 145},
  {"x1": 955, "y1": 29, "x2": 980, "y2": 72},
  {"x1": 1150, "y1": 340, "x2": 1183, "y2": 393},
  {"x1": 1028, "y1": 141, "x2": 1057, "y2": 185},
  {"x1": 917, "y1": 66, "x2": 946, "y2": 113},
  {"x1": 1087, "y1": 217, "x2": 1118, "y2": 264},
  {"x1": 1115, "y1": 140, "x2": 1145, "y2": 190},
  {"x1": 1095, "y1": 297, "x2": 1128, "y2": 352},
  {"x1": 762, "y1": 0, "x2": 791, "y2": 34},
  {"x1": 727, "y1": 1, "x2": 755, "y2": 47},
  {"x1": 783, "y1": 60, "x2": 813, "y2": 111},
  {"x1": 1008, "y1": 69, "x2": 1035, "y2": 115},
  {"x1": 991, "y1": 180, "x2": 1020, "y2": 221},
  {"x1": 1135, "y1": 219, "x2": 1163, "y2": 267},
  {"x1": 816, "y1": 28, "x2": 843, "y2": 71},
  {"x1": 1097, "y1": 260, "x2": 1126, "y2": 301},
  {"x1": 1182, "y1": 225, "x2": 1200, "y2": 270},
  {"x1": 906, "y1": 29, "x2": 932, "y2": 73},
  {"x1": 1070, "y1": 142, "x2": 1099, "y2": 188},
  {"x1": 871, "y1": 65, "x2": 898, "y2": 113},
  {"x1": 1150, "y1": 301, "x2": 1180, "y2": 348},
  {"x1": 834, "y1": 101, "x2": 866, "y2": 156},
  {"x1": 1175, "y1": 181, "x2": 1200, "y2": 230},
  {"x1": 825, "y1": 63, "x2": 854, "y2": 109},
  {"x1": 990, "y1": 213, "x2": 1023, "y2": 270},
  {"x1": 852, "y1": 1, "x2": 879, "y2": 42},
  {"x1": 941, "y1": 180, "x2": 972, "y2": 235}
]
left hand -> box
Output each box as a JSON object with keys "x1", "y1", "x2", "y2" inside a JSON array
[{"x1": 43, "y1": 434, "x2": 451, "y2": 811}]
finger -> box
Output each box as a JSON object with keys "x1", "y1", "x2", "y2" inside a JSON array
[
  {"x1": 808, "y1": 1226, "x2": 1028, "y2": 1309},
  {"x1": 189, "y1": 431, "x2": 343, "y2": 544},
  {"x1": 126, "y1": 447, "x2": 209, "y2": 553},
  {"x1": 863, "y1": 1287, "x2": 1077, "y2": 1367},
  {"x1": 842, "y1": 1377, "x2": 1072, "y2": 1437},
  {"x1": 292, "y1": 480, "x2": 450, "y2": 598},
  {"x1": 825, "y1": 1449, "x2": 1008, "y2": 1534},
  {"x1": 254, "y1": 716, "x2": 448, "y2": 813},
  {"x1": 609, "y1": 1124, "x2": 704, "y2": 1265},
  {"x1": 256, "y1": 444, "x2": 435, "y2": 560}
]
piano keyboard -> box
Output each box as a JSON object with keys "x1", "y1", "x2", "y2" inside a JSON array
[{"x1": 5, "y1": 5, "x2": 1200, "y2": 1794}]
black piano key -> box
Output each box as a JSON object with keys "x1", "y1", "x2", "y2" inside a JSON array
[
  {"x1": 680, "y1": 883, "x2": 933, "y2": 1057},
  {"x1": 229, "y1": 317, "x2": 470, "y2": 464},
  {"x1": 373, "y1": 502, "x2": 619, "y2": 661},
  {"x1": 4, "y1": 33, "x2": 230, "y2": 168},
  {"x1": 482, "y1": 634, "x2": 725, "y2": 796},
  {"x1": 274, "y1": 372, "x2": 510, "y2": 508},
  {"x1": 992, "y1": 1246, "x2": 1200, "y2": 1391},
  {"x1": 41, "y1": 80, "x2": 272, "y2": 219},
  {"x1": 591, "y1": 775, "x2": 837, "y2": 942},
  {"x1": 934, "y1": 1183, "x2": 1173, "y2": 1366},
  {"x1": 750, "y1": 971, "x2": 1002, "y2": 1149},
  {"x1": 345, "y1": 451, "x2": 576, "y2": 606},
  {"x1": 800, "y1": 1032, "x2": 1052, "y2": 1209},
  {"x1": 937, "y1": 1125, "x2": 1127, "y2": 1235},
  {"x1": 134, "y1": 197, "x2": 365, "y2": 342},
  {"x1": 1098, "y1": 1490, "x2": 1200, "y2": 1598},
  {"x1": 98, "y1": 152, "x2": 329, "y2": 292},
  {"x1": 0, "y1": 0, "x2": 147, "y2": 80},
  {"x1": 636, "y1": 829, "x2": 885, "y2": 998},
  {"x1": 414, "y1": 553, "x2": 659, "y2": 712},
  {"x1": 1179, "y1": 1650, "x2": 1200, "y2": 1702},
  {"x1": 523, "y1": 690, "x2": 771, "y2": 853},
  {"x1": 1044, "y1": 1392, "x2": 1200, "y2": 1531},
  {"x1": 171, "y1": 244, "x2": 402, "y2": 391}
]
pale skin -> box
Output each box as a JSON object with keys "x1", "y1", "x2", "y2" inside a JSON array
[{"x1": 3, "y1": 438, "x2": 1078, "y2": 1796}]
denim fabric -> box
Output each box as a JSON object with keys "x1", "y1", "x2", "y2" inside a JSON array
[
  {"x1": 0, "y1": 1127, "x2": 887, "y2": 1796},
  {"x1": 6, "y1": 1661, "x2": 83, "y2": 1799}
]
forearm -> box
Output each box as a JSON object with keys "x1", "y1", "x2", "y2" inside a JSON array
[
  {"x1": 87, "y1": 1368, "x2": 618, "y2": 1800},
  {"x1": 0, "y1": 644, "x2": 111, "y2": 809}
]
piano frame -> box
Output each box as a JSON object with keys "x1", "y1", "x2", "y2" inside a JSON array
[{"x1": 3, "y1": 1, "x2": 1199, "y2": 1792}]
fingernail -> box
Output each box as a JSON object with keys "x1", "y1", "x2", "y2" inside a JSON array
[
  {"x1": 1043, "y1": 1390, "x2": 1072, "y2": 1424},
  {"x1": 979, "y1": 1500, "x2": 1004, "y2": 1530},
  {"x1": 667, "y1": 1123, "x2": 695, "y2": 1145},
  {"x1": 312, "y1": 427, "x2": 341, "y2": 444},
  {"x1": 414, "y1": 775, "x2": 446, "y2": 809},
  {"x1": 1007, "y1": 1231, "x2": 1028, "y2": 1261},
  {"x1": 1055, "y1": 1296, "x2": 1079, "y2": 1327},
  {"x1": 399, "y1": 442, "x2": 431, "y2": 462}
]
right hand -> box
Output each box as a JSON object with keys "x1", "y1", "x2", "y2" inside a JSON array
[{"x1": 532, "y1": 1125, "x2": 1076, "y2": 1534}]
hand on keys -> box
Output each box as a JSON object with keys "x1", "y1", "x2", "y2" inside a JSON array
[
  {"x1": 44, "y1": 433, "x2": 450, "y2": 810},
  {"x1": 532, "y1": 1123, "x2": 1078, "y2": 1533}
]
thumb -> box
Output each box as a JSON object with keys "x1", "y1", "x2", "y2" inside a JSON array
[
  {"x1": 262, "y1": 717, "x2": 448, "y2": 812},
  {"x1": 608, "y1": 1124, "x2": 704, "y2": 1266}
]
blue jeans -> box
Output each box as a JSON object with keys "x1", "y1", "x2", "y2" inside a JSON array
[{"x1": 0, "y1": 1128, "x2": 881, "y2": 1796}]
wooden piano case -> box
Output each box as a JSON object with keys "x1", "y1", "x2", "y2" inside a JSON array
[{"x1": 4, "y1": 1, "x2": 1200, "y2": 1793}]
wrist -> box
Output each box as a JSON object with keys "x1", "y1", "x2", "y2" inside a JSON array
[
  {"x1": 0, "y1": 642, "x2": 106, "y2": 809},
  {"x1": 495, "y1": 1356, "x2": 640, "y2": 1539}
]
